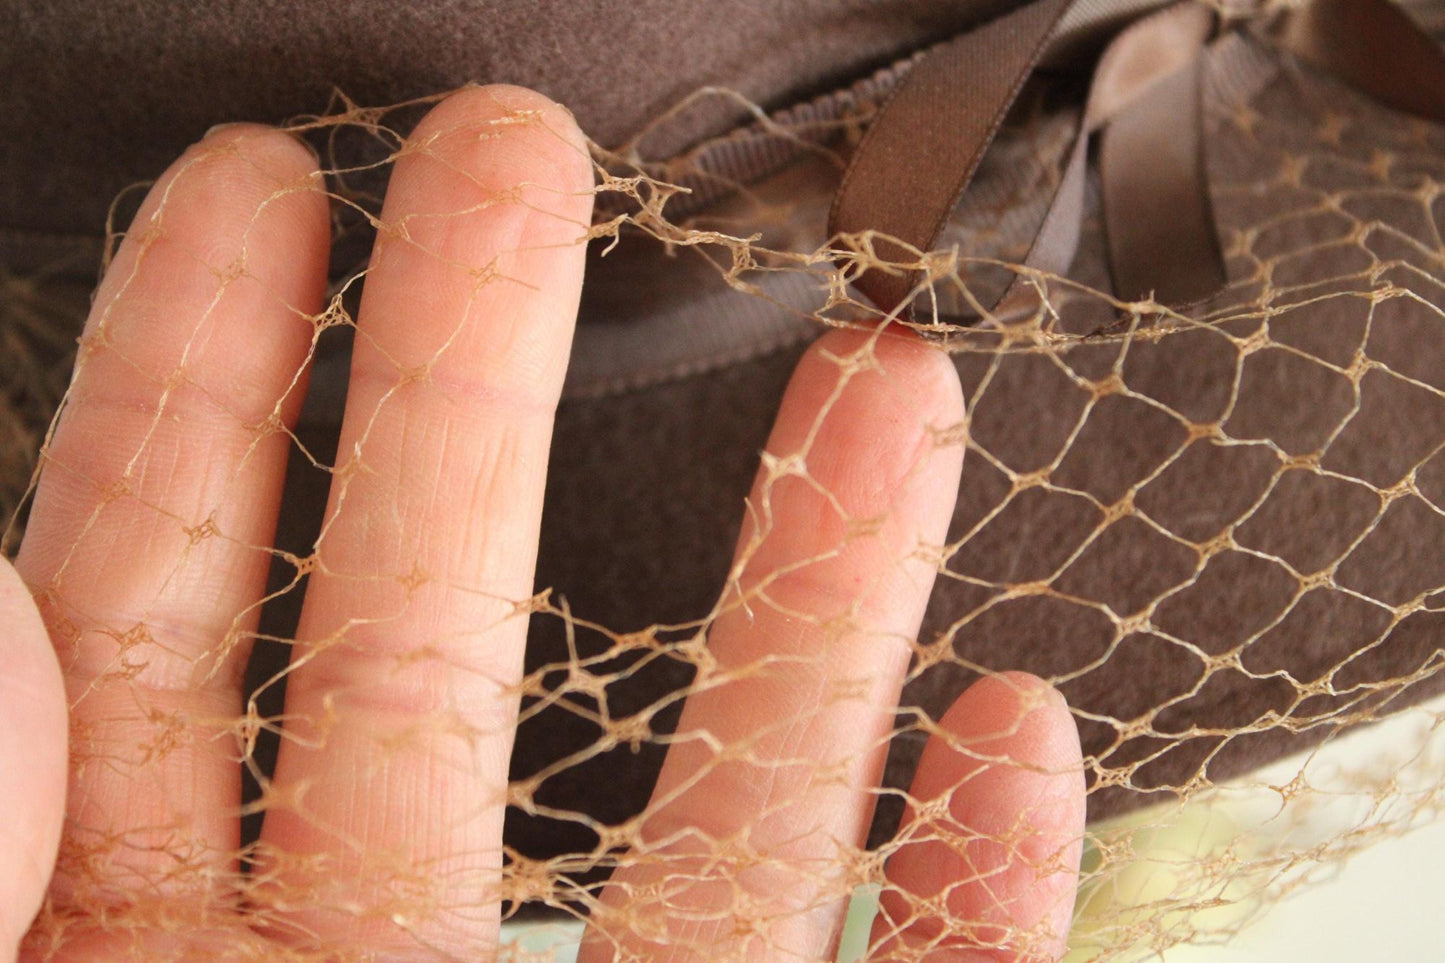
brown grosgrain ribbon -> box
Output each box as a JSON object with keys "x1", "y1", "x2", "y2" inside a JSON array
[
  {"x1": 1097, "y1": 6, "x2": 1220, "y2": 305},
  {"x1": 1040, "y1": 2, "x2": 1219, "y2": 309},
  {"x1": 827, "y1": 0, "x2": 1074, "y2": 320},
  {"x1": 830, "y1": 0, "x2": 1445, "y2": 322}
]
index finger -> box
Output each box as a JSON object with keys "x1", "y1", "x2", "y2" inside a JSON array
[{"x1": 16, "y1": 125, "x2": 328, "y2": 910}]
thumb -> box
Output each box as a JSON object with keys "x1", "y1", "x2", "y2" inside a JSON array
[{"x1": 0, "y1": 557, "x2": 67, "y2": 958}]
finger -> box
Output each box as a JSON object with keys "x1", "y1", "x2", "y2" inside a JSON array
[
  {"x1": 256, "y1": 86, "x2": 594, "y2": 955},
  {"x1": 14, "y1": 127, "x2": 327, "y2": 907},
  {"x1": 871, "y1": 672, "x2": 1085, "y2": 962},
  {"x1": 0, "y1": 559, "x2": 67, "y2": 955},
  {"x1": 582, "y1": 328, "x2": 967, "y2": 961}
]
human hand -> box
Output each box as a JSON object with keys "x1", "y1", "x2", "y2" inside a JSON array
[{"x1": 2, "y1": 86, "x2": 1085, "y2": 961}]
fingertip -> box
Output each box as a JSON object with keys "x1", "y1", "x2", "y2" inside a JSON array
[
  {"x1": 875, "y1": 671, "x2": 1085, "y2": 960},
  {"x1": 356, "y1": 83, "x2": 595, "y2": 392},
  {"x1": 941, "y1": 671, "x2": 1082, "y2": 772},
  {"x1": 807, "y1": 325, "x2": 967, "y2": 426},
  {"x1": 785, "y1": 325, "x2": 967, "y2": 491},
  {"x1": 794, "y1": 326, "x2": 968, "y2": 511},
  {"x1": 101, "y1": 121, "x2": 327, "y2": 297},
  {"x1": 409, "y1": 84, "x2": 595, "y2": 206},
  {"x1": 179, "y1": 123, "x2": 328, "y2": 239},
  {"x1": 197, "y1": 121, "x2": 321, "y2": 175},
  {"x1": 929, "y1": 671, "x2": 1085, "y2": 865}
]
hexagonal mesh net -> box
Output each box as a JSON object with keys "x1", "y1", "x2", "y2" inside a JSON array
[{"x1": 3, "y1": 2, "x2": 1445, "y2": 959}]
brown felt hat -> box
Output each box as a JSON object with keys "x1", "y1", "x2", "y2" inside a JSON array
[{"x1": 5, "y1": 0, "x2": 1445, "y2": 872}]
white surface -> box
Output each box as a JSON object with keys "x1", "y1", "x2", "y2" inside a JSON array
[{"x1": 1163, "y1": 814, "x2": 1445, "y2": 961}]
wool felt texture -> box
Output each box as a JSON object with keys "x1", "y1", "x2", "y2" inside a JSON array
[{"x1": 3, "y1": 0, "x2": 1028, "y2": 251}]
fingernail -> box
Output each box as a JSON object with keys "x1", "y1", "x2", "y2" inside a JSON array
[
  {"x1": 202, "y1": 123, "x2": 321, "y2": 166},
  {"x1": 204, "y1": 121, "x2": 248, "y2": 139}
]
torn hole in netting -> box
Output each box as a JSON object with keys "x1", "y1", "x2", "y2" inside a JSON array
[{"x1": 2, "y1": 8, "x2": 1444, "y2": 961}]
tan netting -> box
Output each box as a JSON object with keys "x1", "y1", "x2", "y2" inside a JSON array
[{"x1": 4, "y1": 9, "x2": 1445, "y2": 961}]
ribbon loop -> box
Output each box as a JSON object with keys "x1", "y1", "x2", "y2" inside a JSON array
[
  {"x1": 827, "y1": 0, "x2": 1074, "y2": 320},
  {"x1": 830, "y1": 0, "x2": 1445, "y2": 324}
]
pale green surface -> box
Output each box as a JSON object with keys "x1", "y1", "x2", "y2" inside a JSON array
[
  {"x1": 1069, "y1": 695, "x2": 1445, "y2": 962},
  {"x1": 1161, "y1": 815, "x2": 1445, "y2": 962},
  {"x1": 837, "y1": 885, "x2": 882, "y2": 962},
  {"x1": 500, "y1": 918, "x2": 582, "y2": 962}
]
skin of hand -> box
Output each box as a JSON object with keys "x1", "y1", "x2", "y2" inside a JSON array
[{"x1": 0, "y1": 85, "x2": 1086, "y2": 961}]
